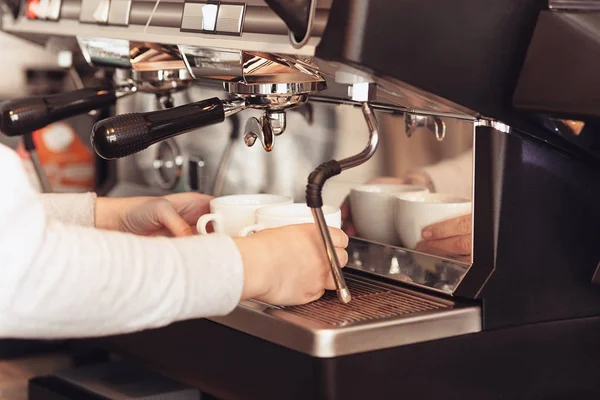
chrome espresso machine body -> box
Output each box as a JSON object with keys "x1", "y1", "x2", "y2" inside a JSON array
[{"x1": 2, "y1": 0, "x2": 600, "y2": 398}]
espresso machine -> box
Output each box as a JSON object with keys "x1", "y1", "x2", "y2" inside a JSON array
[{"x1": 1, "y1": 0, "x2": 600, "y2": 398}]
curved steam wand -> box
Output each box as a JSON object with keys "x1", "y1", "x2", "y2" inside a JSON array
[{"x1": 306, "y1": 103, "x2": 380, "y2": 304}]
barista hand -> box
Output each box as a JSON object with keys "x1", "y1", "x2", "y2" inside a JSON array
[
  {"x1": 235, "y1": 224, "x2": 349, "y2": 305},
  {"x1": 415, "y1": 214, "x2": 473, "y2": 263},
  {"x1": 96, "y1": 193, "x2": 212, "y2": 237}
]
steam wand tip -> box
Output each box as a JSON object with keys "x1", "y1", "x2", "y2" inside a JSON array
[{"x1": 338, "y1": 288, "x2": 352, "y2": 304}]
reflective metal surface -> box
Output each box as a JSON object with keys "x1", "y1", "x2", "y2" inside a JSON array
[
  {"x1": 346, "y1": 238, "x2": 471, "y2": 295},
  {"x1": 313, "y1": 206, "x2": 351, "y2": 303},
  {"x1": 406, "y1": 113, "x2": 446, "y2": 141},
  {"x1": 477, "y1": 119, "x2": 511, "y2": 133},
  {"x1": 210, "y1": 274, "x2": 481, "y2": 357},
  {"x1": 119, "y1": 69, "x2": 193, "y2": 95},
  {"x1": 549, "y1": 0, "x2": 600, "y2": 10},
  {"x1": 152, "y1": 139, "x2": 184, "y2": 190},
  {"x1": 77, "y1": 36, "x2": 131, "y2": 68},
  {"x1": 129, "y1": 42, "x2": 187, "y2": 71}
]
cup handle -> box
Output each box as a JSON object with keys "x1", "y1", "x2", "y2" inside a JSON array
[
  {"x1": 239, "y1": 224, "x2": 264, "y2": 237},
  {"x1": 197, "y1": 213, "x2": 222, "y2": 235}
]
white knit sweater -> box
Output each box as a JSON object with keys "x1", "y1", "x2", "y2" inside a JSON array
[{"x1": 0, "y1": 144, "x2": 244, "y2": 339}]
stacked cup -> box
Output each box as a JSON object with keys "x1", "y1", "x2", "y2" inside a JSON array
[
  {"x1": 196, "y1": 194, "x2": 341, "y2": 237},
  {"x1": 349, "y1": 184, "x2": 471, "y2": 249}
]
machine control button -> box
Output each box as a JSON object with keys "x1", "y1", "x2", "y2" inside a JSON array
[
  {"x1": 215, "y1": 3, "x2": 244, "y2": 35},
  {"x1": 107, "y1": 0, "x2": 131, "y2": 26},
  {"x1": 45, "y1": 0, "x2": 62, "y2": 20},
  {"x1": 36, "y1": 0, "x2": 49, "y2": 19},
  {"x1": 80, "y1": 0, "x2": 109, "y2": 24},
  {"x1": 181, "y1": 2, "x2": 219, "y2": 32}
]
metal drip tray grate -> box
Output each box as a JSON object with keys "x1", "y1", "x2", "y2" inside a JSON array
[
  {"x1": 281, "y1": 277, "x2": 448, "y2": 326},
  {"x1": 211, "y1": 274, "x2": 481, "y2": 358}
]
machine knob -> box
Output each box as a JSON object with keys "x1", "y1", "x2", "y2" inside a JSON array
[
  {"x1": 91, "y1": 97, "x2": 225, "y2": 159},
  {"x1": 0, "y1": 88, "x2": 116, "y2": 137}
]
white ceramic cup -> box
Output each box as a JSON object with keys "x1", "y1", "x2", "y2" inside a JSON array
[
  {"x1": 395, "y1": 192, "x2": 472, "y2": 250},
  {"x1": 196, "y1": 194, "x2": 292, "y2": 236},
  {"x1": 349, "y1": 184, "x2": 429, "y2": 245},
  {"x1": 239, "y1": 203, "x2": 341, "y2": 236}
]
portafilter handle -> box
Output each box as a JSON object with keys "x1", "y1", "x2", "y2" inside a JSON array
[
  {"x1": 91, "y1": 97, "x2": 231, "y2": 160},
  {"x1": 0, "y1": 88, "x2": 117, "y2": 137}
]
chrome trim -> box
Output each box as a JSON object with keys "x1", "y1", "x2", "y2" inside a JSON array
[
  {"x1": 346, "y1": 238, "x2": 472, "y2": 295},
  {"x1": 128, "y1": 69, "x2": 192, "y2": 94},
  {"x1": 222, "y1": 98, "x2": 247, "y2": 117},
  {"x1": 152, "y1": 139, "x2": 184, "y2": 190},
  {"x1": 311, "y1": 102, "x2": 380, "y2": 303},
  {"x1": 549, "y1": 0, "x2": 600, "y2": 10},
  {"x1": 338, "y1": 102, "x2": 380, "y2": 170},
  {"x1": 313, "y1": 207, "x2": 351, "y2": 303},
  {"x1": 215, "y1": 3, "x2": 246, "y2": 35},
  {"x1": 477, "y1": 119, "x2": 511, "y2": 133},
  {"x1": 405, "y1": 113, "x2": 447, "y2": 141},
  {"x1": 76, "y1": 36, "x2": 131, "y2": 68},
  {"x1": 209, "y1": 275, "x2": 482, "y2": 358},
  {"x1": 224, "y1": 81, "x2": 325, "y2": 96}
]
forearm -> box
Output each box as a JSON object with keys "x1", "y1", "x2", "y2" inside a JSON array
[
  {"x1": 94, "y1": 196, "x2": 152, "y2": 230},
  {"x1": 40, "y1": 193, "x2": 97, "y2": 227},
  {"x1": 0, "y1": 220, "x2": 244, "y2": 339},
  {"x1": 40, "y1": 193, "x2": 156, "y2": 230}
]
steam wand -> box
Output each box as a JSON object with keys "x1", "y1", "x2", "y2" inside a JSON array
[{"x1": 306, "y1": 103, "x2": 380, "y2": 304}]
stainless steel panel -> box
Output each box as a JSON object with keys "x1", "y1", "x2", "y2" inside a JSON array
[
  {"x1": 215, "y1": 3, "x2": 244, "y2": 35},
  {"x1": 347, "y1": 238, "x2": 471, "y2": 295},
  {"x1": 129, "y1": 1, "x2": 184, "y2": 27},
  {"x1": 549, "y1": 0, "x2": 600, "y2": 10},
  {"x1": 61, "y1": 0, "x2": 81, "y2": 19},
  {"x1": 243, "y1": 6, "x2": 328, "y2": 36},
  {"x1": 77, "y1": 36, "x2": 131, "y2": 68},
  {"x1": 210, "y1": 275, "x2": 482, "y2": 358},
  {"x1": 108, "y1": 0, "x2": 132, "y2": 26},
  {"x1": 180, "y1": 2, "x2": 218, "y2": 32}
]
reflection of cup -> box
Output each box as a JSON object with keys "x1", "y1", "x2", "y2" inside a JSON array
[
  {"x1": 350, "y1": 184, "x2": 429, "y2": 245},
  {"x1": 239, "y1": 203, "x2": 341, "y2": 236},
  {"x1": 196, "y1": 194, "x2": 292, "y2": 236},
  {"x1": 395, "y1": 192, "x2": 472, "y2": 250}
]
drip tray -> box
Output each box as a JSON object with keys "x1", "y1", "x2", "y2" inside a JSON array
[{"x1": 210, "y1": 275, "x2": 481, "y2": 358}]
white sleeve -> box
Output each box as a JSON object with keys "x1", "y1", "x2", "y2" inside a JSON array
[
  {"x1": 0, "y1": 144, "x2": 244, "y2": 339},
  {"x1": 40, "y1": 192, "x2": 97, "y2": 227},
  {"x1": 420, "y1": 150, "x2": 474, "y2": 199}
]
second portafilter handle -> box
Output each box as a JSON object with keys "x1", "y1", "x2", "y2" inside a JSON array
[{"x1": 0, "y1": 88, "x2": 117, "y2": 137}]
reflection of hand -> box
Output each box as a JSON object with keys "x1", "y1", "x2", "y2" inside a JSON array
[
  {"x1": 96, "y1": 193, "x2": 212, "y2": 237},
  {"x1": 341, "y1": 176, "x2": 408, "y2": 236},
  {"x1": 415, "y1": 214, "x2": 472, "y2": 263},
  {"x1": 235, "y1": 224, "x2": 349, "y2": 305}
]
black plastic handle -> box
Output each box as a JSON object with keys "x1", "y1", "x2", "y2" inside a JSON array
[
  {"x1": 0, "y1": 88, "x2": 116, "y2": 137},
  {"x1": 91, "y1": 97, "x2": 225, "y2": 160}
]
